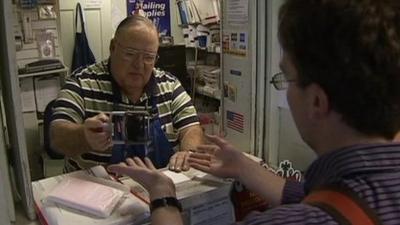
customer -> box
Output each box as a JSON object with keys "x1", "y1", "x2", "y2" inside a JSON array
[
  {"x1": 109, "y1": 0, "x2": 400, "y2": 224},
  {"x1": 50, "y1": 15, "x2": 203, "y2": 172}
]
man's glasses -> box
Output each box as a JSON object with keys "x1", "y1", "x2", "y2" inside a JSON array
[
  {"x1": 270, "y1": 72, "x2": 296, "y2": 90},
  {"x1": 115, "y1": 41, "x2": 159, "y2": 65}
]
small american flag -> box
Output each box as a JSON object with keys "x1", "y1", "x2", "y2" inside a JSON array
[{"x1": 227, "y1": 110, "x2": 244, "y2": 133}]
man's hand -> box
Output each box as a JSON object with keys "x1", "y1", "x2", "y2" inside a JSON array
[
  {"x1": 108, "y1": 157, "x2": 176, "y2": 200},
  {"x1": 83, "y1": 113, "x2": 112, "y2": 152},
  {"x1": 188, "y1": 134, "x2": 246, "y2": 179},
  {"x1": 172, "y1": 124, "x2": 204, "y2": 172},
  {"x1": 168, "y1": 151, "x2": 191, "y2": 172}
]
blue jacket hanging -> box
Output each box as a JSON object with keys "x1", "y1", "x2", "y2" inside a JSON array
[{"x1": 71, "y1": 3, "x2": 96, "y2": 72}]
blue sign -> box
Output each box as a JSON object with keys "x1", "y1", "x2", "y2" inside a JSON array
[{"x1": 127, "y1": 0, "x2": 171, "y2": 36}]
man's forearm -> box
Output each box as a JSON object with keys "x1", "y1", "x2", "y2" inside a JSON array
[
  {"x1": 151, "y1": 207, "x2": 183, "y2": 225},
  {"x1": 179, "y1": 125, "x2": 204, "y2": 151},
  {"x1": 237, "y1": 156, "x2": 286, "y2": 206},
  {"x1": 50, "y1": 121, "x2": 92, "y2": 157}
]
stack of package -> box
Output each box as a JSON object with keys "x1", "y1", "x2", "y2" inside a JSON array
[{"x1": 196, "y1": 66, "x2": 220, "y2": 97}]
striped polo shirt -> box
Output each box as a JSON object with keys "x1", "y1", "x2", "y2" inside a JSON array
[
  {"x1": 238, "y1": 143, "x2": 400, "y2": 225},
  {"x1": 51, "y1": 60, "x2": 199, "y2": 171}
]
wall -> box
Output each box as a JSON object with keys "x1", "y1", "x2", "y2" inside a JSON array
[
  {"x1": 0, "y1": 2, "x2": 15, "y2": 221},
  {"x1": 278, "y1": 108, "x2": 316, "y2": 171},
  {"x1": 1, "y1": 0, "x2": 35, "y2": 220},
  {"x1": 264, "y1": 0, "x2": 316, "y2": 170},
  {"x1": 13, "y1": 1, "x2": 65, "y2": 181},
  {"x1": 222, "y1": 0, "x2": 257, "y2": 153},
  {"x1": 0, "y1": 170, "x2": 11, "y2": 225}
]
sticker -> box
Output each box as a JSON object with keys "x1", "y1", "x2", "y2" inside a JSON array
[{"x1": 226, "y1": 110, "x2": 244, "y2": 133}]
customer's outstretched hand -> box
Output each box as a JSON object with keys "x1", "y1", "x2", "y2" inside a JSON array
[
  {"x1": 108, "y1": 157, "x2": 176, "y2": 200},
  {"x1": 188, "y1": 134, "x2": 246, "y2": 179}
]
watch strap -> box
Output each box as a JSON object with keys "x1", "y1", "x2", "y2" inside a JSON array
[{"x1": 150, "y1": 197, "x2": 182, "y2": 213}]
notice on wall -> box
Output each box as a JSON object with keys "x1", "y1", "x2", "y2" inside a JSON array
[
  {"x1": 85, "y1": 0, "x2": 103, "y2": 9},
  {"x1": 127, "y1": 0, "x2": 171, "y2": 36},
  {"x1": 34, "y1": 76, "x2": 60, "y2": 112},
  {"x1": 224, "y1": 81, "x2": 237, "y2": 103},
  {"x1": 226, "y1": 0, "x2": 248, "y2": 27},
  {"x1": 222, "y1": 31, "x2": 248, "y2": 57},
  {"x1": 20, "y1": 78, "x2": 36, "y2": 112}
]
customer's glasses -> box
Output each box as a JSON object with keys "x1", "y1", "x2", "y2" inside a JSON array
[
  {"x1": 270, "y1": 72, "x2": 296, "y2": 90},
  {"x1": 115, "y1": 41, "x2": 158, "y2": 65}
]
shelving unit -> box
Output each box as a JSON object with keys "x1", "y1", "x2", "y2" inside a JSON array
[
  {"x1": 176, "y1": 0, "x2": 223, "y2": 135},
  {"x1": 11, "y1": 0, "x2": 67, "y2": 183},
  {"x1": 196, "y1": 85, "x2": 221, "y2": 100},
  {"x1": 186, "y1": 45, "x2": 221, "y2": 54},
  {"x1": 18, "y1": 66, "x2": 68, "y2": 79}
]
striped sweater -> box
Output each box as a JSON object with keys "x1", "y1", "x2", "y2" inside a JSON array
[
  {"x1": 51, "y1": 60, "x2": 199, "y2": 170},
  {"x1": 238, "y1": 143, "x2": 400, "y2": 225}
]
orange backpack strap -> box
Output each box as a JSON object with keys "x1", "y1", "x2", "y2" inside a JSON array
[{"x1": 302, "y1": 186, "x2": 382, "y2": 225}]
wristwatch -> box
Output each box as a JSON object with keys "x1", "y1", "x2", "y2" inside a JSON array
[{"x1": 150, "y1": 197, "x2": 183, "y2": 213}]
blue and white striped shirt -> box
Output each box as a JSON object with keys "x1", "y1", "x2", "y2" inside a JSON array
[{"x1": 238, "y1": 143, "x2": 400, "y2": 225}]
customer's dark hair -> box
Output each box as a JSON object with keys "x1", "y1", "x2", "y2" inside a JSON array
[
  {"x1": 279, "y1": 0, "x2": 400, "y2": 139},
  {"x1": 115, "y1": 15, "x2": 157, "y2": 37}
]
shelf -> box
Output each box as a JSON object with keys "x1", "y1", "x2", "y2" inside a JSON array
[
  {"x1": 18, "y1": 67, "x2": 68, "y2": 79},
  {"x1": 178, "y1": 21, "x2": 220, "y2": 28},
  {"x1": 186, "y1": 46, "x2": 221, "y2": 54},
  {"x1": 196, "y1": 86, "x2": 221, "y2": 100},
  {"x1": 178, "y1": 22, "x2": 202, "y2": 28}
]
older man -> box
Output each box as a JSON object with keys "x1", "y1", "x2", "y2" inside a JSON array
[
  {"x1": 50, "y1": 15, "x2": 203, "y2": 172},
  {"x1": 109, "y1": 0, "x2": 400, "y2": 224}
]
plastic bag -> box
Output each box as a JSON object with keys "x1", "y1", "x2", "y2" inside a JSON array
[{"x1": 46, "y1": 176, "x2": 125, "y2": 218}]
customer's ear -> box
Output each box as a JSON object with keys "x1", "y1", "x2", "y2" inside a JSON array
[
  {"x1": 109, "y1": 38, "x2": 116, "y2": 53},
  {"x1": 308, "y1": 83, "x2": 330, "y2": 120}
]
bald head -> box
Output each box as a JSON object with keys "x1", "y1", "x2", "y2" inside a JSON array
[
  {"x1": 109, "y1": 15, "x2": 159, "y2": 100},
  {"x1": 115, "y1": 15, "x2": 158, "y2": 38}
]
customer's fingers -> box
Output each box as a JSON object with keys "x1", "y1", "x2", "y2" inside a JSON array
[
  {"x1": 126, "y1": 158, "x2": 137, "y2": 167},
  {"x1": 205, "y1": 134, "x2": 228, "y2": 147},
  {"x1": 189, "y1": 152, "x2": 212, "y2": 161},
  {"x1": 133, "y1": 157, "x2": 146, "y2": 167},
  {"x1": 144, "y1": 157, "x2": 156, "y2": 170},
  {"x1": 196, "y1": 145, "x2": 217, "y2": 154}
]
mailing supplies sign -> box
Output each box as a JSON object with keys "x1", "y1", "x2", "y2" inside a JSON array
[{"x1": 127, "y1": 0, "x2": 171, "y2": 36}]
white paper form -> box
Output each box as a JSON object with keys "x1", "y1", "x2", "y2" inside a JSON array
[
  {"x1": 226, "y1": 0, "x2": 249, "y2": 26},
  {"x1": 34, "y1": 75, "x2": 60, "y2": 112},
  {"x1": 86, "y1": 0, "x2": 103, "y2": 8},
  {"x1": 20, "y1": 77, "x2": 36, "y2": 112},
  {"x1": 163, "y1": 170, "x2": 191, "y2": 184}
]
